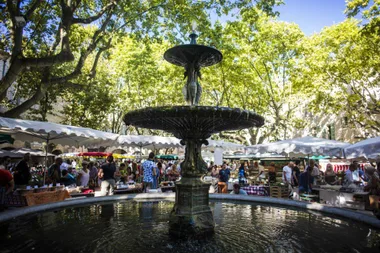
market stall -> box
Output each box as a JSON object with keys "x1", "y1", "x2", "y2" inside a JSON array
[
  {"x1": 0, "y1": 117, "x2": 119, "y2": 184},
  {"x1": 246, "y1": 136, "x2": 350, "y2": 157}
]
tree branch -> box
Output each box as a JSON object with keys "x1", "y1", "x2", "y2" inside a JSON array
[
  {"x1": 50, "y1": 10, "x2": 114, "y2": 85},
  {"x1": 89, "y1": 38, "x2": 112, "y2": 79},
  {"x1": 24, "y1": 0, "x2": 42, "y2": 21},
  {"x1": 72, "y1": 1, "x2": 117, "y2": 24},
  {"x1": 1, "y1": 83, "x2": 48, "y2": 118}
]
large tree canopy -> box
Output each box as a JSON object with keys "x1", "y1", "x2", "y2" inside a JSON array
[{"x1": 0, "y1": 0, "x2": 282, "y2": 118}]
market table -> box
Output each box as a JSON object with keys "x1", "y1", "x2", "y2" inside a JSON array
[
  {"x1": 315, "y1": 188, "x2": 369, "y2": 210},
  {"x1": 114, "y1": 186, "x2": 143, "y2": 195},
  {"x1": 70, "y1": 192, "x2": 95, "y2": 198},
  {"x1": 241, "y1": 185, "x2": 269, "y2": 196}
]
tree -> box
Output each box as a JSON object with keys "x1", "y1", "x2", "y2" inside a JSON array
[
  {"x1": 300, "y1": 18, "x2": 380, "y2": 135},
  {"x1": 0, "y1": 0, "x2": 281, "y2": 119},
  {"x1": 345, "y1": 0, "x2": 380, "y2": 35},
  {"x1": 198, "y1": 10, "x2": 306, "y2": 144}
]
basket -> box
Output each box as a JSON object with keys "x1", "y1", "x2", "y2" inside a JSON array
[
  {"x1": 24, "y1": 190, "x2": 71, "y2": 206},
  {"x1": 270, "y1": 186, "x2": 288, "y2": 198},
  {"x1": 16, "y1": 189, "x2": 35, "y2": 196}
]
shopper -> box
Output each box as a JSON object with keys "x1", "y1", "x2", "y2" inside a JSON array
[
  {"x1": 98, "y1": 155, "x2": 117, "y2": 196},
  {"x1": 142, "y1": 152, "x2": 156, "y2": 192},
  {"x1": 13, "y1": 153, "x2": 31, "y2": 188},
  {"x1": 218, "y1": 164, "x2": 230, "y2": 193}
]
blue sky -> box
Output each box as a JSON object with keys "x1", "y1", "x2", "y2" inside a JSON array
[{"x1": 276, "y1": 0, "x2": 348, "y2": 35}]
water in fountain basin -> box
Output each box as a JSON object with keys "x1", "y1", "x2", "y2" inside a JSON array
[{"x1": 0, "y1": 200, "x2": 379, "y2": 253}]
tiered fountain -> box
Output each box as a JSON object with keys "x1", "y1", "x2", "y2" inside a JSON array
[{"x1": 123, "y1": 32, "x2": 264, "y2": 237}]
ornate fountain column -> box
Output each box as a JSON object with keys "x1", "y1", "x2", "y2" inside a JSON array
[{"x1": 168, "y1": 138, "x2": 214, "y2": 236}]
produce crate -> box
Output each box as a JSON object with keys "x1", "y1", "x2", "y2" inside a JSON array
[{"x1": 270, "y1": 186, "x2": 288, "y2": 198}]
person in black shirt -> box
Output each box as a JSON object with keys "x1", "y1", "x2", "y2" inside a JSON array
[
  {"x1": 13, "y1": 153, "x2": 31, "y2": 188},
  {"x1": 98, "y1": 155, "x2": 117, "y2": 196},
  {"x1": 292, "y1": 160, "x2": 301, "y2": 186}
]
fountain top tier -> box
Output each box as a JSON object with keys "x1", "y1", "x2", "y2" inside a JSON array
[
  {"x1": 123, "y1": 32, "x2": 264, "y2": 141},
  {"x1": 163, "y1": 33, "x2": 223, "y2": 68}
]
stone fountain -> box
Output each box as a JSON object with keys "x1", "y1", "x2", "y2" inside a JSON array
[{"x1": 123, "y1": 32, "x2": 264, "y2": 237}]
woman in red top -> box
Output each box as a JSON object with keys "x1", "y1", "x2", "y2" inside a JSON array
[
  {"x1": 0, "y1": 169, "x2": 14, "y2": 194},
  {"x1": 0, "y1": 168, "x2": 15, "y2": 211}
]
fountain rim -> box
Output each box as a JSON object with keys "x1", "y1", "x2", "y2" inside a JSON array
[
  {"x1": 1, "y1": 193, "x2": 379, "y2": 229},
  {"x1": 123, "y1": 105, "x2": 265, "y2": 139}
]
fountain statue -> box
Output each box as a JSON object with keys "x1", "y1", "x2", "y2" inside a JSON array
[{"x1": 123, "y1": 31, "x2": 264, "y2": 237}]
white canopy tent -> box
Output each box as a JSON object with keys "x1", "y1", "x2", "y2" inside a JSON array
[
  {"x1": 0, "y1": 117, "x2": 119, "y2": 147},
  {"x1": 0, "y1": 117, "x2": 119, "y2": 184},
  {"x1": 89, "y1": 135, "x2": 245, "y2": 152},
  {"x1": 206, "y1": 140, "x2": 245, "y2": 151},
  {"x1": 344, "y1": 136, "x2": 380, "y2": 160},
  {"x1": 116, "y1": 135, "x2": 182, "y2": 150},
  {"x1": 11, "y1": 148, "x2": 55, "y2": 157},
  {"x1": 246, "y1": 136, "x2": 350, "y2": 157}
]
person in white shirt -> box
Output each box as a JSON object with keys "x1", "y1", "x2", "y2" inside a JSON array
[
  {"x1": 77, "y1": 162, "x2": 90, "y2": 187},
  {"x1": 282, "y1": 162, "x2": 294, "y2": 184}
]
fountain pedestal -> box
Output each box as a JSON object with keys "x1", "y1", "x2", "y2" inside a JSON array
[
  {"x1": 169, "y1": 177, "x2": 214, "y2": 237},
  {"x1": 168, "y1": 136, "x2": 214, "y2": 236}
]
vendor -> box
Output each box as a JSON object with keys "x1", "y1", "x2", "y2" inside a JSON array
[
  {"x1": 126, "y1": 167, "x2": 135, "y2": 182},
  {"x1": 324, "y1": 163, "x2": 339, "y2": 185},
  {"x1": 364, "y1": 166, "x2": 380, "y2": 216},
  {"x1": 344, "y1": 164, "x2": 360, "y2": 186},
  {"x1": 168, "y1": 164, "x2": 180, "y2": 181},
  {"x1": 364, "y1": 166, "x2": 380, "y2": 194},
  {"x1": 299, "y1": 166, "x2": 314, "y2": 193},
  {"x1": 61, "y1": 169, "x2": 76, "y2": 186}
]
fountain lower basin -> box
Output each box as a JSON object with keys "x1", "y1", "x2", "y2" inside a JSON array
[{"x1": 1, "y1": 195, "x2": 379, "y2": 253}]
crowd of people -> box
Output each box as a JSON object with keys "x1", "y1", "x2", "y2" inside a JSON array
[
  {"x1": 1, "y1": 152, "x2": 380, "y2": 213},
  {"x1": 280, "y1": 159, "x2": 380, "y2": 196},
  {"x1": 0, "y1": 152, "x2": 184, "y2": 201}
]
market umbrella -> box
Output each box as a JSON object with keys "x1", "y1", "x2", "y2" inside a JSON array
[
  {"x1": 0, "y1": 117, "x2": 119, "y2": 184},
  {"x1": 0, "y1": 149, "x2": 23, "y2": 158},
  {"x1": 246, "y1": 136, "x2": 350, "y2": 157},
  {"x1": 78, "y1": 152, "x2": 112, "y2": 158},
  {"x1": 155, "y1": 154, "x2": 179, "y2": 160},
  {"x1": 344, "y1": 136, "x2": 380, "y2": 160}
]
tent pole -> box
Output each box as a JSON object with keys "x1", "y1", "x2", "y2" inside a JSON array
[{"x1": 43, "y1": 135, "x2": 49, "y2": 185}]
